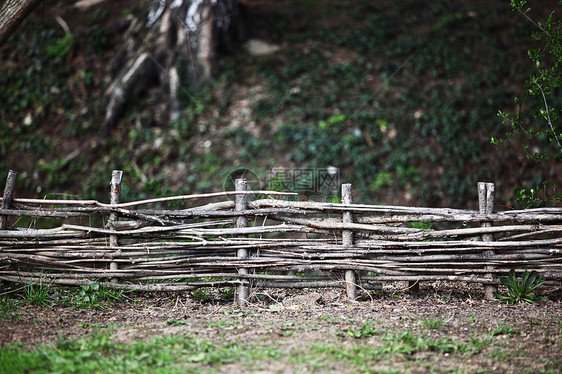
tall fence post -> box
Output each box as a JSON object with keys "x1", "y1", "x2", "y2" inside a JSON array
[
  {"x1": 342, "y1": 183, "x2": 357, "y2": 300},
  {"x1": 0, "y1": 170, "x2": 18, "y2": 230},
  {"x1": 108, "y1": 170, "x2": 123, "y2": 284},
  {"x1": 235, "y1": 178, "x2": 250, "y2": 305},
  {"x1": 478, "y1": 182, "x2": 497, "y2": 300}
]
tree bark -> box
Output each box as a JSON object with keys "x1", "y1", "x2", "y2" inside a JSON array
[
  {"x1": 0, "y1": 0, "x2": 43, "y2": 47},
  {"x1": 103, "y1": 0, "x2": 239, "y2": 135}
]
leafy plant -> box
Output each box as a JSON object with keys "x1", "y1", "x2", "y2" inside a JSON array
[
  {"x1": 495, "y1": 1, "x2": 562, "y2": 207},
  {"x1": 218, "y1": 287, "x2": 235, "y2": 301},
  {"x1": 494, "y1": 269, "x2": 547, "y2": 304},
  {"x1": 71, "y1": 283, "x2": 124, "y2": 309},
  {"x1": 46, "y1": 33, "x2": 74, "y2": 59},
  {"x1": 515, "y1": 181, "x2": 561, "y2": 208},
  {"x1": 191, "y1": 288, "x2": 212, "y2": 301}
]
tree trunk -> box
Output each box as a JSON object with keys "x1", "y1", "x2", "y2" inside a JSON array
[
  {"x1": 103, "y1": 0, "x2": 239, "y2": 135},
  {"x1": 0, "y1": 0, "x2": 43, "y2": 47}
]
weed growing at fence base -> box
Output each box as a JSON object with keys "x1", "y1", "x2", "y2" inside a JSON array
[
  {"x1": 23, "y1": 277, "x2": 52, "y2": 307},
  {"x1": 494, "y1": 269, "x2": 547, "y2": 304},
  {"x1": 65, "y1": 283, "x2": 125, "y2": 309},
  {"x1": 1, "y1": 281, "x2": 127, "y2": 313}
]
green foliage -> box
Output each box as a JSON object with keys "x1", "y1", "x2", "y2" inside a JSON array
[
  {"x1": 5, "y1": 280, "x2": 125, "y2": 311},
  {"x1": 409, "y1": 222, "x2": 434, "y2": 230},
  {"x1": 495, "y1": 1, "x2": 562, "y2": 206},
  {"x1": 191, "y1": 288, "x2": 212, "y2": 301},
  {"x1": 0, "y1": 332, "x2": 281, "y2": 373},
  {"x1": 494, "y1": 269, "x2": 547, "y2": 304},
  {"x1": 467, "y1": 335, "x2": 494, "y2": 352},
  {"x1": 218, "y1": 287, "x2": 235, "y2": 301},
  {"x1": 46, "y1": 33, "x2": 74, "y2": 58},
  {"x1": 382, "y1": 330, "x2": 468, "y2": 355},
  {"x1": 313, "y1": 328, "x2": 483, "y2": 369},
  {"x1": 515, "y1": 181, "x2": 561, "y2": 208},
  {"x1": 259, "y1": 1, "x2": 515, "y2": 205},
  {"x1": 1, "y1": 0, "x2": 558, "y2": 209},
  {"x1": 267, "y1": 171, "x2": 289, "y2": 191},
  {"x1": 70, "y1": 283, "x2": 124, "y2": 309}
]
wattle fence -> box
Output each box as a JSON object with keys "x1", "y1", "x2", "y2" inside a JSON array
[{"x1": 1, "y1": 170, "x2": 561, "y2": 304}]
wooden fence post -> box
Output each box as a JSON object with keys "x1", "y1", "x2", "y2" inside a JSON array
[
  {"x1": 0, "y1": 170, "x2": 18, "y2": 230},
  {"x1": 108, "y1": 170, "x2": 123, "y2": 284},
  {"x1": 235, "y1": 178, "x2": 250, "y2": 305},
  {"x1": 342, "y1": 183, "x2": 357, "y2": 300},
  {"x1": 478, "y1": 182, "x2": 497, "y2": 300},
  {"x1": 0, "y1": 170, "x2": 18, "y2": 289}
]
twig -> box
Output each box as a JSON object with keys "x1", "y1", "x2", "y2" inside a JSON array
[
  {"x1": 54, "y1": 15, "x2": 71, "y2": 34},
  {"x1": 535, "y1": 82, "x2": 562, "y2": 156}
]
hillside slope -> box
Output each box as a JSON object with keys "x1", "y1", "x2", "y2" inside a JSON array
[{"x1": 0, "y1": 0, "x2": 560, "y2": 208}]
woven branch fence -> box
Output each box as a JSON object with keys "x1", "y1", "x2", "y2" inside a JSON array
[{"x1": 1, "y1": 169, "x2": 561, "y2": 304}]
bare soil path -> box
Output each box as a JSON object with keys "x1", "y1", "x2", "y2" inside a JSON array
[{"x1": 2, "y1": 284, "x2": 561, "y2": 373}]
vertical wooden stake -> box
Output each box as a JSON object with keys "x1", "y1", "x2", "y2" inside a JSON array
[
  {"x1": 478, "y1": 182, "x2": 497, "y2": 300},
  {"x1": 0, "y1": 170, "x2": 18, "y2": 230},
  {"x1": 108, "y1": 170, "x2": 123, "y2": 284},
  {"x1": 342, "y1": 183, "x2": 357, "y2": 300},
  {"x1": 236, "y1": 178, "x2": 250, "y2": 305},
  {"x1": 0, "y1": 170, "x2": 17, "y2": 289}
]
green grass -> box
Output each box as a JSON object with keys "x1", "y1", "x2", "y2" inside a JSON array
[
  {"x1": 303, "y1": 329, "x2": 488, "y2": 373},
  {"x1": 22, "y1": 277, "x2": 53, "y2": 307},
  {"x1": 0, "y1": 315, "x2": 559, "y2": 374},
  {"x1": 492, "y1": 321, "x2": 521, "y2": 336},
  {"x1": 420, "y1": 316, "x2": 446, "y2": 330},
  {"x1": 0, "y1": 328, "x2": 486, "y2": 374},
  {"x1": 0, "y1": 330, "x2": 281, "y2": 374},
  {"x1": 345, "y1": 321, "x2": 380, "y2": 338}
]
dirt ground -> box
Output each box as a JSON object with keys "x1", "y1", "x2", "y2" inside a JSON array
[{"x1": 1, "y1": 282, "x2": 561, "y2": 373}]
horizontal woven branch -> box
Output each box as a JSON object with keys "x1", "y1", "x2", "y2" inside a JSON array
[{"x1": 1, "y1": 188, "x2": 561, "y2": 293}]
